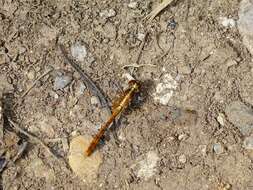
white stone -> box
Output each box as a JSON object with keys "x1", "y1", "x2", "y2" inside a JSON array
[
  {"x1": 128, "y1": 2, "x2": 138, "y2": 9},
  {"x1": 137, "y1": 33, "x2": 146, "y2": 41},
  {"x1": 178, "y1": 134, "x2": 187, "y2": 141},
  {"x1": 153, "y1": 74, "x2": 178, "y2": 105},
  {"x1": 100, "y1": 9, "x2": 116, "y2": 19},
  {"x1": 217, "y1": 113, "x2": 225, "y2": 126},
  {"x1": 71, "y1": 42, "x2": 87, "y2": 62},
  {"x1": 90, "y1": 96, "x2": 100, "y2": 105},
  {"x1": 219, "y1": 17, "x2": 236, "y2": 28},
  {"x1": 136, "y1": 151, "x2": 159, "y2": 180},
  {"x1": 178, "y1": 154, "x2": 187, "y2": 163}
]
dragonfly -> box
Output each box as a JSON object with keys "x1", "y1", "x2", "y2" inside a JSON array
[{"x1": 85, "y1": 80, "x2": 141, "y2": 156}]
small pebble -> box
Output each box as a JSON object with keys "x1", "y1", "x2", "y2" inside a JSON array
[
  {"x1": 217, "y1": 113, "x2": 225, "y2": 126},
  {"x1": 118, "y1": 131, "x2": 126, "y2": 141},
  {"x1": 199, "y1": 145, "x2": 207, "y2": 156},
  {"x1": 213, "y1": 143, "x2": 224, "y2": 154},
  {"x1": 226, "y1": 59, "x2": 238, "y2": 68},
  {"x1": 243, "y1": 136, "x2": 253, "y2": 150},
  {"x1": 90, "y1": 96, "x2": 100, "y2": 105},
  {"x1": 54, "y1": 93, "x2": 59, "y2": 99},
  {"x1": 54, "y1": 73, "x2": 73, "y2": 90},
  {"x1": 128, "y1": 2, "x2": 138, "y2": 9},
  {"x1": 137, "y1": 33, "x2": 146, "y2": 41},
  {"x1": 178, "y1": 154, "x2": 187, "y2": 163},
  {"x1": 19, "y1": 46, "x2": 27, "y2": 54},
  {"x1": 27, "y1": 68, "x2": 36, "y2": 80},
  {"x1": 100, "y1": 9, "x2": 116, "y2": 19},
  {"x1": 178, "y1": 65, "x2": 191, "y2": 75},
  {"x1": 219, "y1": 17, "x2": 236, "y2": 28},
  {"x1": 76, "y1": 81, "x2": 86, "y2": 96},
  {"x1": 62, "y1": 138, "x2": 69, "y2": 152},
  {"x1": 178, "y1": 134, "x2": 187, "y2": 141},
  {"x1": 71, "y1": 42, "x2": 87, "y2": 62},
  {"x1": 167, "y1": 19, "x2": 177, "y2": 29},
  {"x1": 70, "y1": 130, "x2": 79, "y2": 137}
]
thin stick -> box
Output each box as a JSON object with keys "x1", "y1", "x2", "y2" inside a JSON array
[
  {"x1": 0, "y1": 102, "x2": 3, "y2": 145},
  {"x1": 122, "y1": 63, "x2": 156, "y2": 69},
  {"x1": 145, "y1": 0, "x2": 175, "y2": 22},
  {"x1": 8, "y1": 119, "x2": 59, "y2": 161},
  {"x1": 123, "y1": 33, "x2": 149, "y2": 74},
  {"x1": 135, "y1": 33, "x2": 148, "y2": 65},
  {"x1": 13, "y1": 141, "x2": 28, "y2": 162},
  {"x1": 59, "y1": 45, "x2": 112, "y2": 115},
  {"x1": 21, "y1": 68, "x2": 53, "y2": 99}
]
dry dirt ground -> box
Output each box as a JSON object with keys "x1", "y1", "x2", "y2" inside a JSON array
[{"x1": 1, "y1": 0, "x2": 253, "y2": 190}]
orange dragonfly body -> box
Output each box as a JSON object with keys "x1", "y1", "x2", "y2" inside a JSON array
[{"x1": 85, "y1": 80, "x2": 140, "y2": 156}]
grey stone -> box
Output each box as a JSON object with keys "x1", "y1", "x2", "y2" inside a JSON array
[
  {"x1": 76, "y1": 81, "x2": 86, "y2": 96},
  {"x1": 238, "y1": 0, "x2": 253, "y2": 56},
  {"x1": 243, "y1": 136, "x2": 253, "y2": 150},
  {"x1": 213, "y1": 143, "x2": 224, "y2": 154},
  {"x1": 225, "y1": 101, "x2": 253, "y2": 136},
  {"x1": 54, "y1": 73, "x2": 73, "y2": 90}
]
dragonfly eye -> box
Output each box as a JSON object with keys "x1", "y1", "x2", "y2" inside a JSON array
[{"x1": 128, "y1": 80, "x2": 136, "y2": 85}]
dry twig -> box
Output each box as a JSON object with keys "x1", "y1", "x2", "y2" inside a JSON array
[
  {"x1": 59, "y1": 44, "x2": 117, "y2": 130},
  {"x1": 0, "y1": 100, "x2": 3, "y2": 145},
  {"x1": 20, "y1": 68, "x2": 53, "y2": 99},
  {"x1": 8, "y1": 119, "x2": 59, "y2": 162},
  {"x1": 122, "y1": 63, "x2": 156, "y2": 69},
  {"x1": 122, "y1": 33, "x2": 151, "y2": 73},
  {"x1": 145, "y1": 0, "x2": 176, "y2": 22},
  {"x1": 59, "y1": 45, "x2": 111, "y2": 113}
]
